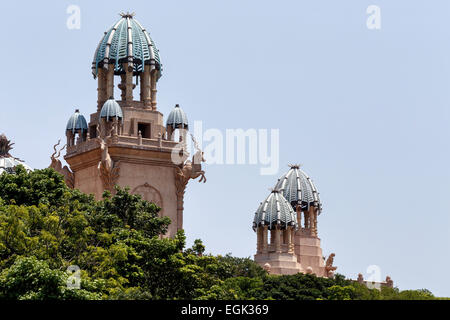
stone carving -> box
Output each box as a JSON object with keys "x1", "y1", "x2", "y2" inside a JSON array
[
  {"x1": 357, "y1": 273, "x2": 364, "y2": 284},
  {"x1": 97, "y1": 124, "x2": 120, "y2": 193},
  {"x1": 174, "y1": 135, "x2": 207, "y2": 194},
  {"x1": 176, "y1": 150, "x2": 206, "y2": 185},
  {"x1": 49, "y1": 140, "x2": 74, "y2": 188},
  {"x1": 263, "y1": 263, "x2": 271, "y2": 273},
  {"x1": 385, "y1": 276, "x2": 394, "y2": 288},
  {"x1": 0, "y1": 134, "x2": 13, "y2": 157},
  {"x1": 325, "y1": 253, "x2": 337, "y2": 278},
  {"x1": 132, "y1": 183, "x2": 163, "y2": 210},
  {"x1": 174, "y1": 134, "x2": 207, "y2": 231}
]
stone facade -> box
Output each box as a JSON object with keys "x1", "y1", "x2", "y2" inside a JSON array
[{"x1": 54, "y1": 15, "x2": 206, "y2": 238}]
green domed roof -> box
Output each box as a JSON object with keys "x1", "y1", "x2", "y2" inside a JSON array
[
  {"x1": 66, "y1": 109, "x2": 88, "y2": 133},
  {"x1": 100, "y1": 98, "x2": 123, "y2": 121},
  {"x1": 253, "y1": 190, "x2": 298, "y2": 231},
  {"x1": 275, "y1": 165, "x2": 322, "y2": 214},
  {"x1": 166, "y1": 104, "x2": 188, "y2": 129},
  {"x1": 92, "y1": 13, "x2": 162, "y2": 79}
]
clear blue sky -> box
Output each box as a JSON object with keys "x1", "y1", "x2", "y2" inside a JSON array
[{"x1": 1, "y1": 0, "x2": 449, "y2": 296}]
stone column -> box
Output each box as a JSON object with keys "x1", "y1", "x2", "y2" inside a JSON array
[
  {"x1": 296, "y1": 206, "x2": 302, "y2": 229},
  {"x1": 125, "y1": 64, "x2": 133, "y2": 102},
  {"x1": 141, "y1": 67, "x2": 151, "y2": 108},
  {"x1": 150, "y1": 69, "x2": 157, "y2": 110},
  {"x1": 282, "y1": 229, "x2": 289, "y2": 253},
  {"x1": 176, "y1": 196, "x2": 183, "y2": 232},
  {"x1": 275, "y1": 227, "x2": 282, "y2": 253},
  {"x1": 262, "y1": 226, "x2": 268, "y2": 253},
  {"x1": 167, "y1": 126, "x2": 174, "y2": 141},
  {"x1": 287, "y1": 227, "x2": 294, "y2": 253},
  {"x1": 304, "y1": 211, "x2": 310, "y2": 229},
  {"x1": 119, "y1": 73, "x2": 127, "y2": 101},
  {"x1": 106, "y1": 66, "x2": 115, "y2": 99},
  {"x1": 312, "y1": 208, "x2": 318, "y2": 237},
  {"x1": 97, "y1": 68, "x2": 107, "y2": 111},
  {"x1": 66, "y1": 131, "x2": 74, "y2": 147},
  {"x1": 256, "y1": 227, "x2": 263, "y2": 254}
]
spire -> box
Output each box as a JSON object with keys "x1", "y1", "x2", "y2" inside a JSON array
[{"x1": 119, "y1": 11, "x2": 135, "y2": 18}]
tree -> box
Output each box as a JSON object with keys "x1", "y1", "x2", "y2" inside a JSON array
[
  {"x1": 0, "y1": 256, "x2": 99, "y2": 300},
  {"x1": 0, "y1": 168, "x2": 442, "y2": 300}
]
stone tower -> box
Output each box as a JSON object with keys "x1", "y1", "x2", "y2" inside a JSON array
[
  {"x1": 253, "y1": 190, "x2": 303, "y2": 275},
  {"x1": 253, "y1": 165, "x2": 336, "y2": 277},
  {"x1": 60, "y1": 13, "x2": 206, "y2": 238}
]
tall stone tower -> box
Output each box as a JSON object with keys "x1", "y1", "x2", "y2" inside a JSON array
[
  {"x1": 59, "y1": 13, "x2": 206, "y2": 238},
  {"x1": 253, "y1": 165, "x2": 336, "y2": 277}
]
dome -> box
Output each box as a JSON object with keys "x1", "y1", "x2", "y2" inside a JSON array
[
  {"x1": 166, "y1": 104, "x2": 188, "y2": 129},
  {"x1": 92, "y1": 13, "x2": 162, "y2": 80},
  {"x1": 66, "y1": 109, "x2": 88, "y2": 133},
  {"x1": 253, "y1": 190, "x2": 298, "y2": 231},
  {"x1": 274, "y1": 165, "x2": 322, "y2": 214},
  {"x1": 0, "y1": 134, "x2": 32, "y2": 174},
  {"x1": 100, "y1": 98, "x2": 123, "y2": 121}
]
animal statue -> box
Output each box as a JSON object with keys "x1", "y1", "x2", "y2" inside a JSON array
[
  {"x1": 174, "y1": 133, "x2": 207, "y2": 197},
  {"x1": 96, "y1": 124, "x2": 120, "y2": 192},
  {"x1": 357, "y1": 273, "x2": 364, "y2": 283},
  {"x1": 49, "y1": 140, "x2": 74, "y2": 188},
  {"x1": 325, "y1": 253, "x2": 337, "y2": 278},
  {"x1": 96, "y1": 124, "x2": 115, "y2": 171},
  {"x1": 385, "y1": 276, "x2": 394, "y2": 288},
  {"x1": 176, "y1": 133, "x2": 207, "y2": 185}
]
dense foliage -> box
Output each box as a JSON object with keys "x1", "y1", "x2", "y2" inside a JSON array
[{"x1": 0, "y1": 166, "x2": 440, "y2": 300}]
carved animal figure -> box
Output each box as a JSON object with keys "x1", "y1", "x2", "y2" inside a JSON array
[
  {"x1": 325, "y1": 253, "x2": 336, "y2": 268},
  {"x1": 96, "y1": 124, "x2": 115, "y2": 171},
  {"x1": 49, "y1": 140, "x2": 74, "y2": 188},
  {"x1": 178, "y1": 150, "x2": 206, "y2": 183},
  {"x1": 325, "y1": 253, "x2": 337, "y2": 278},
  {"x1": 96, "y1": 124, "x2": 120, "y2": 192}
]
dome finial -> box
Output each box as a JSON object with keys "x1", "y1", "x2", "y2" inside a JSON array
[
  {"x1": 288, "y1": 163, "x2": 302, "y2": 169},
  {"x1": 120, "y1": 11, "x2": 135, "y2": 18}
]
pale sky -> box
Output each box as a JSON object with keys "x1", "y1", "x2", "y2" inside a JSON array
[{"x1": 0, "y1": 0, "x2": 449, "y2": 296}]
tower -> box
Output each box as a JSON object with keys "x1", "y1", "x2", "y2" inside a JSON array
[
  {"x1": 275, "y1": 165, "x2": 328, "y2": 276},
  {"x1": 253, "y1": 190, "x2": 302, "y2": 275},
  {"x1": 60, "y1": 13, "x2": 205, "y2": 238},
  {"x1": 253, "y1": 165, "x2": 335, "y2": 277}
]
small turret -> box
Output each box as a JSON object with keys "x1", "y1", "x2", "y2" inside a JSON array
[
  {"x1": 166, "y1": 104, "x2": 188, "y2": 142},
  {"x1": 66, "y1": 109, "x2": 88, "y2": 146}
]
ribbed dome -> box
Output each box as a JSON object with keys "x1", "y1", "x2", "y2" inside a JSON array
[
  {"x1": 92, "y1": 13, "x2": 162, "y2": 79},
  {"x1": 253, "y1": 190, "x2": 298, "y2": 231},
  {"x1": 166, "y1": 104, "x2": 188, "y2": 129},
  {"x1": 0, "y1": 134, "x2": 32, "y2": 174},
  {"x1": 100, "y1": 98, "x2": 123, "y2": 121},
  {"x1": 66, "y1": 109, "x2": 88, "y2": 133},
  {"x1": 274, "y1": 165, "x2": 322, "y2": 214}
]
